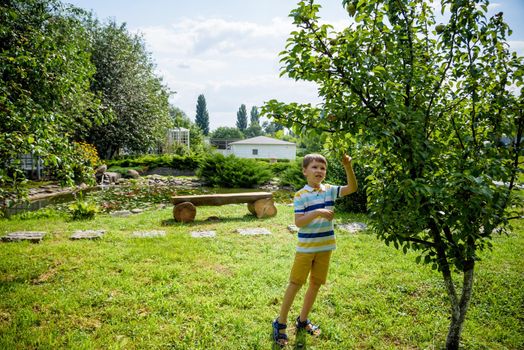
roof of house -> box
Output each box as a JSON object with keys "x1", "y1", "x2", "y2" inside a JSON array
[{"x1": 229, "y1": 136, "x2": 296, "y2": 146}]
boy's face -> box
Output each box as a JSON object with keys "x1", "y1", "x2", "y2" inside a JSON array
[{"x1": 303, "y1": 160, "x2": 327, "y2": 188}]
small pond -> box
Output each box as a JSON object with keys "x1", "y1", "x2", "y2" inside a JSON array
[{"x1": 2, "y1": 182, "x2": 293, "y2": 218}]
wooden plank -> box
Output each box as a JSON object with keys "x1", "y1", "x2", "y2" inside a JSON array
[{"x1": 172, "y1": 191, "x2": 272, "y2": 206}]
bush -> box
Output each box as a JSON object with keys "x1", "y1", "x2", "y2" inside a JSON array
[
  {"x1": 197, "y1": 154, "x2": 272, "y2": 188},
  {"x1": 106, "y1": 154, "x2": 203, "y2": 171},
  {"x1": 268, "y1": 161, "x2": 292, "y2": 177},
  {"x1": 279, "y1": 159, "x2": 306, "y2": 190},
  {"x1": 74, "y1": 142, "x2": 101, "y2": 168},
  {"x1": 68, "y1": 198, "x2": 99, "y2": 220},
  {"x1": 107, "y1": 166, "x2": 148, "y2": 176}
]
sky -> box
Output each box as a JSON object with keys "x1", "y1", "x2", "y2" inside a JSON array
[{"x1": 65, "y1": 0, "x2": 524, "y2": 131}]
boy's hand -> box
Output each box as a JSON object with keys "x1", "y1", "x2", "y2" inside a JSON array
[
  {"x1": 342, "y1": 154, "x2": 352, "y2": 168},
  {"x1": 316, "y1": 209, "x2": 334, "y2": 221}
]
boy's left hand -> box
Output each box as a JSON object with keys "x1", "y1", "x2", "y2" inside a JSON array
[{"x1": 342, "y1": 154, "x2": 352, "y2": 167}]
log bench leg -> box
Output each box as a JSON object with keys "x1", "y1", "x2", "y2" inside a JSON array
[
  {"x1": 247, "y1": 198, "x2": 277, "y2": 218},
  {"x1": 173, "y1": 202, "x2": 196, "y2": 222}
]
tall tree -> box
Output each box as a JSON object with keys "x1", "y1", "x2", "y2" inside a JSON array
[
  {"x1": 245, "y1": 106, "x2": 263, "y2": 138},
  {"x1": 263, "y1": 1, "x2": 523, "y2": 348},
  {"x1": 262, "y1": 121, "x2": 284, "y2": 136},
  {"x1": 250, "y1": 106, "x2": 260, "y2": 126},
  {"x1": 195, "y1": 94, "x2": 210, "y2": 135},
  {"x1": 0, "y1": 0, "x2": 104, "y2": 199},
  {"x1": 86, "y1": 20, "x2": 171, "y2": 159},
  {"x1": 236, "y1": 104, "x2": 248, "y2": 131},
  {"x1": 210, "y1": 126, "x2": 244, "y2": 140}
]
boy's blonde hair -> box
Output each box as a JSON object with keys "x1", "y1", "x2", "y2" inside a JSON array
[{"x1": 302, "y1": 153, "x2": 327, "y2": 169}]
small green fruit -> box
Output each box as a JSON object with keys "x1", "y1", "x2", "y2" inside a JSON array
[
  {"x1": 346, "y1": 3, "x2": 356, "y2": 17},
  {"x1": 435, "y1": 24, "x2": 446, "y2": 34}
]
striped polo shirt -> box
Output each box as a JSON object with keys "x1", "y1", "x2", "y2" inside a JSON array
[{"x1": 294, "y1": 183, "x2": 341, "y2": 253}]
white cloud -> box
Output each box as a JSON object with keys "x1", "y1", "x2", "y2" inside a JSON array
[
  {"x1": 135, "y1": 16, "x2": 308, "y2": 130},
  {"x1": 488, "y1": 3, "x2": 502, "y2": 10},
  {"x1": 508, "y1": 40, "x2": 524, "y2": 55}
]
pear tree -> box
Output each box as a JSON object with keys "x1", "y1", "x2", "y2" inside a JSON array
[{"x1": 263, "y1": 0, "x2": 523, "y2": 348}]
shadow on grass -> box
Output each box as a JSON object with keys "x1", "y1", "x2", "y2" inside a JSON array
[
  {"x1": 269, "y1": 329, "x2": 307, "y2": 350},
  {"x1": 161, "y1": 214, "x2": 262, "y2": 226},
  {"x1": 294, "y1": 329, "x2": 307, "y2": 350}
]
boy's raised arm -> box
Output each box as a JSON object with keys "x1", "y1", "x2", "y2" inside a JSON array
[{"x1": 340, "y1": 154, "x2": 358, "y2": 197}]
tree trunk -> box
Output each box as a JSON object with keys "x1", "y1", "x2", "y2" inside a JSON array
[
  {"x1": 429, "y1": 222, "x2": 476, "y2": 350},
  {"x1": 445, "y1": 261, "x2": 475, "y2": 349}
]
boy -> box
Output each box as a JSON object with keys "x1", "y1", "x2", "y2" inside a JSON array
[{"x1": 272, "y1": 153, "x2": 357, "y2": 347}]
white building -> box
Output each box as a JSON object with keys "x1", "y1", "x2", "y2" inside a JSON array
[{"x1": 228, "y1": 136, "x2": 296, "y2": 160}]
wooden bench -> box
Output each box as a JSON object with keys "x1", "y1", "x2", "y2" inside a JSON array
[{"x1": 171, "y1": 192, "x2": 277, "y2": 222}]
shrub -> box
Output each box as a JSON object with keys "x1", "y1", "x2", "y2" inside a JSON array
[
  {"x1": 279, "y1": 159, "x2": 306, "y2": 190},
  {"x1": 170, "y1": 154, "x2": 203, "y2": 170},
  {"x1": 106, "y1": 154, "x2": 202, "y2": 171},
  {"x1": 68, "y1": 198, "x2": 99, "y2": 220},
  {"x1": 268, "y1": 161, "x2": 292, "y2": 177},
  {"x1": 106, "y1": 166, "x2": 148, "y2": 177},
  {"x1": 74, "y1": 142, "x2": 101, "y2": 168},
  {"x1": 197, "y1": 154, "x2": 272, "y2": 188}
]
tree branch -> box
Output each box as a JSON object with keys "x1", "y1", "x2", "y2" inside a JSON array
[
  {"x1": 425, "y1": 7, "x2": 459, "y2": 121},
  {"x1": 301, "y1": 16, "x2": 382, "y2": 118},
  {"x1": 403, "y1": 236, "x2": 436, "y2": 248},
  {"x1": 429, "y1": 219, "x2": 459, "y2": 311},
  {"x1": 395, "y1": 0, "x2": 414, "y2": 108}
]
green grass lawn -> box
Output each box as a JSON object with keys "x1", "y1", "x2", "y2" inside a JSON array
[{"x1": 0, "y1": 205, "x2": 522, "y2": 349}]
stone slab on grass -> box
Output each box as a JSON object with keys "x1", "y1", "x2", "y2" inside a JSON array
[
  {"x1": 1, "y1": 231, "x2": 46, "y2": 243},
  {"x1": 110, "y1": 210, "x2": 132, "y2": 217},
  {"x1": 70, "y1": 230, "x2": 105, "y2": 240},
  {"x1": 287, "y1": 224, "x2": 299, "y2": 233},
  {"x1": 337, "y1": 222, "x2": 368, "y2": 233},
  {"x1": 191, "y1": 230, "x2": 216, "y2": 238},
  {"x1": 133, "y1": 230, "x2": 166, "y2": 238},
  {"x1": 236, "y1": 228, "x2": 272, "y2": 236}
]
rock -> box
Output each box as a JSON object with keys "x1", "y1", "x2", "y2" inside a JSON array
[
  {"x1": 206, "y1": 216, "x2": 221, "y2": 222},
  {"x1": 236, "y1": 228, "x2": 272, "y2": 236},
  {"x1": 337, "y1": 222, "x2": 368, "y2": 233},
  {"x1": 70, "y1": 230, "x2": 105, "y2": 240},
  {"x1": 190, "y1": 230, "x2": 216, "y2": 238},
  {"x1": 105, "y1": 172, "x2": 121, "y2": 184},
  {"x1": 130, "y1": 208, "x2": 144, "y2": 214},
  {"x1": 287, "y1": 224, "x2": 299, "y2": 233},
  {"x1": 132, "y1": 230, "x2": 166, "y2": 238},
  {"x1": 1, "y1": 231, "x2": 46, "y2": 243},
  {"x1": 95, "y1": 164, "x2": 107, "y2": 175},
  {"x1": 126, "y1": 169, "x2": 140, "y2": 179}
]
